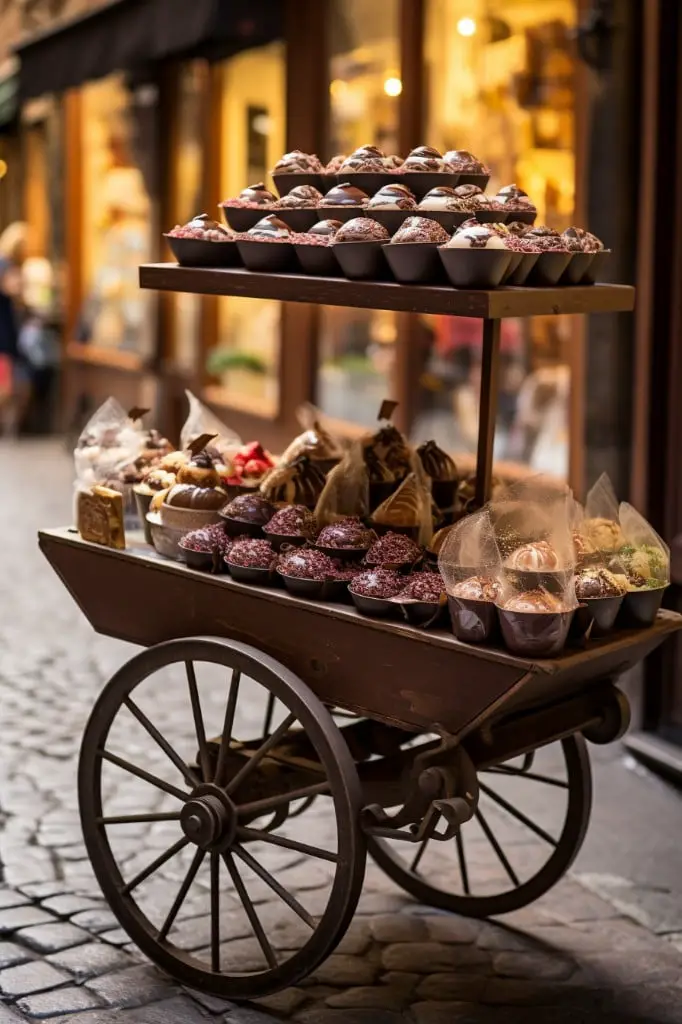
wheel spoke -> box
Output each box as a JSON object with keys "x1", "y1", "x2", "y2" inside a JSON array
[
  {"x1": 410, "y1": 835, "x2": 430, "y2": 874},
  {"x1": 186, "y1": 662, "x2": 211, "y2": 783},
  {"x1": 263, "y1": 692, "x2": 276, "y2": 737},
  {"x1": 233, "y1": 845, "x2": 315, "y2": 928},
  {"x1": 214, "y1": 669, "x2": 241, "y2": 788},
  {"x1": 237, "y1": 781, "x2": 330, "y2": 820},
  {"x1": 455, "y1": 829, "x2": 470, "y2": 895},
  {"x1": 121, "y1": 836, "x2": 190, "y2": 895},
  {"x1": 475, "y1": 808, "x2": 519, "y2": 888},
  {"x1": 479, "y1": 781, "x2": 558, "y2": 846},
  {"x1": 210, "y1": 852, "x2": 220, "y2": 973},
  {"x1": 237, "y1": 826, "x2": 338, "y2": 863},
  {"x1": 97, "y1": 812, "x2": 182, "y2": 825},
  {"x1": 486, "y1": 767, "x2": 569, "y2": 789},
  {"x1": 226, "y1": 712, "x2": 297, "y2": 797},
  {"x1": 223, "y1": 852, "x2": 278, "y2": 969},
  {"x1": 158, "y1": 847, "x2": 205, "y2": 941},
  {"x1": 99, "y1": 750, "x2": 188, "y2": 803},
  {"x1": 124, "y1": 697, "x2": 200, "y2": 790}
]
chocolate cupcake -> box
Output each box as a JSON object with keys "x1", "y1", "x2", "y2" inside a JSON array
[
  {"x1": 160, "y1": 446, "x2": 227, "y2": 530},
  {"x1": 317, "y1": 516, "x2": 375, "y2": 557},
  {"x1": 220, "y1": 184, "x2": 277, "y2": 231},
  {"x1": 440, "y1": 225, "x2": 512, "y2": 288},
  {"x1": 179, "y1": 523, "x2": 234, "y2": 572},
  {"x1": 365, "y1": 531, "x2": 422, "y2": 567},
  {"x1": 384, "y1": 216, "x2": 451, "y2": 283},
  {"x1": 495, "y1": 184, "x2": 537, "y2": 224},
  {"x1": 523, "y1": 226, "x2": 572, "y2": 285},
  {"x1": 497, "y1": 589, "x2": 575, "y2": 657},
  {"x1": 367, "y1": 184, "x2": 418, "y2": 234},
  {"x1": 293, "y1": 219, "x2": 343, "y2": 275},
  {"x1": 448, "y1": 574, "x2": 501, "y2": 643},
  {"x1": 260, "y1": 455, "x2": 327, "y2": 509},
  {"x1": 417, "y1": 440, "x2": 458, "y2": 518},
  {"x1": 349, "y1": 567, "x2": 404, "y2": 617},
  {"x1": 390, "y1": 216, "x2": 450, "y2": 243},
  {"x1": 226, "y1": 538, "x2": 278, "y2": 583},
  {"x1": 166, "y1": 215, "x2": 240, "y2": 268},
  {"x1": 272, "y1": 151, "x2": 324, "y2": 195},
  {"x1": 318, "y1": 183, "x2": 370, "y2": 223},
  {"x1": 396, "y1": 570, "x2": 446, "y2": 626},
  {"x1": 333, "y1": 217, "x2": 391, "y2": 279},
  {"x1": 277, "y1": 547, "x2": 348, "y2": 601},
  {"x1": 275, "y1": 184, "x2": 325, "y2": 231},
  {"x1": 220, "y1": 492, "x2": 276, "y2": 537},
  {"x1": 236, "y1": 215, "x2": 297, "y2": 272},
  {"x1": 401, "y1": 146, "x2": 457, "y2": 199},
  {"x1": 264, "y1": 504, "x2": 318, "y2": 550}
]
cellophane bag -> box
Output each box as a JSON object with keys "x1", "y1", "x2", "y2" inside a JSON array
[
  {"x1": 180, "y1": 390, "x2": 242, "y2": 465},
  {"x1": 582, "y1": 472, "x2": 625, "y2": 552},
  {"x1": 280, "y1": 403, "x2": 345, "y2": 470},
  {"x1": 314, "y1": 440, "x2": 370, "y2": 526},
  {"x1": 370, "y1": 463, "x2": 434, "y2": 546},
  {"x1": 611, "y1": 502, "x2": 670, "y2": 590},
  {"x1": 438, "y1": 508, "x2": 500, "y2": 592}
]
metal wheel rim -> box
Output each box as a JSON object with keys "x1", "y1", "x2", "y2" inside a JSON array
[
  {"x1": 79, "y1": 636, "x2": 366, "y2": 998},
  {"x1": 367, "y1": 735, "x2": 592, "y2": 918}
]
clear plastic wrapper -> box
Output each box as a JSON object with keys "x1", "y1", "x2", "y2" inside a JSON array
[
  {"x1": 279, "y1": 403, "x2": 344, "y2": 471},
  {"x1": 180, "y1": 389, "x2": 242, "y2": 461},
  {"x1": 370, "y1": 465, "x2": 434, "y2": 546},
  {"x1": 582, "y1": 472, "x2": 625, "y2": 552},
  {"x1": 611, "y1": 502, "x2": 670, "y2": 591},
  {"x1": 438, "y1": 509, "x2": 501, "y2": 643},
  {"x1": 314, "y1": 441, "x2": 370, "y2": 527}
]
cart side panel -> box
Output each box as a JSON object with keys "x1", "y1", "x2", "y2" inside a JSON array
[{"x1": 39, "y1": 532, "x2": 527, "y2": 735}]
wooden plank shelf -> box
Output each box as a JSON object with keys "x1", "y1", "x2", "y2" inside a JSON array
[{"x1": 139, "y1": 264, "x2": 635, "y2": 319}]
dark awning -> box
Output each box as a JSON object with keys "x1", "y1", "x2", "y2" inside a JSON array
[{"x1": 16, "y1": 0, "x2": 282, "y2": 101}]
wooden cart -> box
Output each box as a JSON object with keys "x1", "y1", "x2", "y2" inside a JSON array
[{"x1": 40, "y1": 271, "x2": 682, "y2": 999}]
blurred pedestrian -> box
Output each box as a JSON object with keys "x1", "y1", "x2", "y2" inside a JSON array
[{"x1": 0, "y1": 222, "x2": 32, "y2": 435}]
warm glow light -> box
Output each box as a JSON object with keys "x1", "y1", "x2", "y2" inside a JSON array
[
  {"x1": 0, "y1": 160, "x2": 6, "y2": 179},
  {"x1": 329, "y1": 79, "x2": 346, "y2": 98},
  {"x1": 457, "y1": 16, "x2": 477, "y2": 36},
  {"x1": 383, "y1": 76, "x2": 403, "y2": 97}
]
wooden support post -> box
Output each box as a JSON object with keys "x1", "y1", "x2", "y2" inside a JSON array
[{"x1": 475, "y1": 318, "x2": 501, "y2": 508}]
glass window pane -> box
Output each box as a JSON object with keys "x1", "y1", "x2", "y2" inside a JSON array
[
  {"x1": 211, "y1": 42, "x2": 285, "y2": 416},
  {"x1": 317, "y1": 0, "x2": 400, "y2": 428},
  {"x1": 422, "y1": 0, "x2": 578, "y2": 479}
]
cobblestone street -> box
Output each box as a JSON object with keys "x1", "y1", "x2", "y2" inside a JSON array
[{"x1": 1, "y1": 439, "x2": 682, "y2": 1023}]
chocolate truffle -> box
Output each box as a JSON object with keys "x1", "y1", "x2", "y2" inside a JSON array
[
  {"x1": 276, "y1": 184, "x2": 323, "y2": 208},
  {"x1": 169, "y1": 214, "x2": 233, "y2": 241},
  {"x1": 451, "y1": 576, "x2": 501, "y2": 602},
  {"x1": 223, "y1": 183, "x2": 277, "y2": 208},
  {"x1": 417, "y1": 440, "x2": 458, "y2": 482},
  {"x1": 505, "y1": 541, "x2": 563, "y2": 572},
  {"x1": 496, "y1": 184, "x2": 536, "y2": 213},
  {"x1": 446, "y1": 226, "x2": 508, "y2": 250},
  {"x1": 386, "y1": 154, "x2": 404, "y2": 169},
  {"x1": 502, "y1": 590, "x2": 568, "y2": 613},
  {"x1": 418, "y1": 186, "x2": 461, "y2": 211},
  {"x1": 367, "y1": 183, "x2": 417, "y2": 210},
  {"x1": 278, "y1": 548, "x2": 338, "y2": 580},
  {"x1": 266, "y1": 505, "x2": 318, "y2": 538},
  {"x1": 317, "y1": 516, "x2": 374, "y2": 550},
  {"x1": 228, "y1": 538, "x2": 277, "y2": 569},
  {"x1": 560, "y1": 227, "x2": 585, "y2": 252},
  {"x1": 582, "y1": 517, "x2": 625, "y2": 552},
  {"x1": 451, "y1": 184, "x2": 500, "y2": 211},
  {"x1": 574, "y1": 567, "x2": 626, "y2": 600},
  {"x1": 443, "y1": 150, "x2": 488, "y2": 173},
  {"x1": 402, "y1": 145, "x2": 447, "y2": 171},
  {"x1": 273, "y1": 151, "x2": 324, "y2": 173},
  {"x1": 365, "y1": 531, "x2": 422, "y2": 565},
  {"x1": 391, "y1": 216, "x2": 450, "y2": 244},
  {"x1": 351, "y1": 568, "x2": 404, "y2": 598},
  {"x1": 222, "y1": 493, "x2": 276, "y2": 526},
  {"x1": 506, "y1": 220, "x2": 531, "y2": 236},
  {"x1": 523, "y1": 226, "x2": 569, "y2": 252},
  {"x1": 325, "y1": 154, "x2": 347, "y2": 173},
  {"x1": 295, "y1": 220, "x2": 343, "y2": 246},
  {"x1": 400, "y1": 572, "x2": 445, "y2": 602},
  {"x1": 562, "y1": 226, "x2": 605, "y2": 252},
  {"x1": 339, "y1": 145, "x2": 387, "y2": 173},
  {"x1": 182, "y1": 523, "x2": 234, "y2": 558},
  {"x1": 260, "y1": 456, "x2": 327, "y2": 507},
  {"x1": 319, "y1": 183, "x2": 370, "y2": 207},
  {"x1": 335, "y1": 218, "x2": 390, "y2": 242},
  {"x1": 246, "y1": 215, "x2": 292, "y2": 240}
]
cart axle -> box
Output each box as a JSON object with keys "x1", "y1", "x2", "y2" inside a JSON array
[{"x1": 180, "y1": 785, "x2": 237, "y2": 852}]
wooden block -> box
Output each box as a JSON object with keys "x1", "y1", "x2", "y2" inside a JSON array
[{"x1": 77, "y1": 486, "x2": 126, "y2": 550}]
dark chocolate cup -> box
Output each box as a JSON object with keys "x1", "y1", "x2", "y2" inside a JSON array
[
  {"x1": 316, "y1": 205, "x2": 367, "y2": 224},
  {"x1": 439, "y1": 247, "x2": 512, "y2": 289},
  {"x1": 498, "y1": 607, "x2": 575, "y2": 657},
  {"x1": 278, "y1": 570, "x2": 348, "y2": 602},
  {"x1": 134, "y1": 490, "x2": 154, "y2": 544},
  {"x1": 178, "y1": 542, "x2": 225, "y2": 574},
  {"x1": 579, "y1": 594, "x2": 624, "y2": 637},
  {"x1": 453, "y1": 172, "x2": 490, "y2": 190},
  {"x1": 619, "y1": 586, "x2": 667, "y2": 628},
  {"x1": 236, "y1": 239, "x2": 298, "y2": 273},
  {"x1": 500, "y1": 252, "x2": 524, "y2": 285},
  {"x1": 474, "y1": 209, "x2": 509, "y2": 225},
  {"x1": 526, "y1": 251, "x2": 572, "y2": 287},
  {"x1": 349, "y1": 589, "x2": 400, "y2": 619},
  {"x1": 293, "y1": 242, "x2": 340, "y2": 276},
  {"x1": 369, "y1": 209, "x2": 417, "y2": 235},
  {"x1": 165, "y1": 235, "x2": 241, "y2": 269},
  {"x1": 383, "y1": 242, "x2": 446, "y2": 284},
  {"x1": 263, "y1": 530, "x2": 309, "y2": 553},
  {"x1": 582, "y1": 249, "x2": 612, "y2": 285},
  {"x1": 560, "y1": 252, "x2": 595, "y2": 285},
  {"x1": 340, "y1": 172, "x2": 397, "y2": 196},
  {"x1": 275, "y1": 208, "x2": 319, "y2": 233},
  {"x1": 333, "y1": 240, "x2": 389, "y2": 281},
  {"x1": 397, "y1": 598, "x2": 447, "y2": 628},
  {"x1": 273, "y1": 172, "x2": 323, "y2": 196},
  {"x1": 219, "y1": 206, "x2": 270, "y2": 233},
  {"x1": 218, "y1": 512, "x2": 265, "y2": 539},
  {"x1": 225, "y1": 560, "x2": 275, "y2": 585},
  {"x1": 503, "y1": 568, "x2": 573, "y2": 597},
  {"x1": 399, "y1": 171, "x2": 459, "y2": 200},
  {"x1": 448, "y1": 595, "x2": 498, "y2": 644},
  {"x1": 417, "y1": 210, "x2": 467, "y2": 233},
  {"x1": 506, "y1": 252, "x2": 540, "y2": 286}
]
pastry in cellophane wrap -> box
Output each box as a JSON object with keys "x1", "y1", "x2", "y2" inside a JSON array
[
  {"x1": 314, "y1": 441, "x2": 371, "y2": 527},
  {"x1": 370, "y1": 467, "x2": 434, "y2": 546},
  {"x1": 490, "y1": 477, "x2": 578, "y2": 656},
  {"x1": 417, "y1": 440, "x2": 459, "y2": 523},
  {"x1": 581, "y1": 472, "x2": 625, "y2": 553},
  {"x1": 439, "y1": 509, "x2": 501, "y2": 642},
  {"x1": 74, "y1": 397, "x2": 147, "y2": 546},
  {"x1": 361, "y1": 401, "x2": 413, "y2": 511},
  {"x1": 606, "y1": 502, "x2": 670, "y2": 627},
  {"x1": 260, "y1": 455, "x2": 327, "y2": 509},
  {"x1": 279, "y1": 403, "x2": 344, "y2": 475}
]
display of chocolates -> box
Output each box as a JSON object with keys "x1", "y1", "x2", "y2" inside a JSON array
[
  {"x1": 168, "y1": 215, "x2": 234, "y2": 241},
  {"x1": 350, "y1": 568, "x2": 404, "y2": 598},
  {"x1": 390, "y1": 217, "x2": 450, "y2": 244},
  {"x1": 365, "y1": 531, "x2": 422, "y2": 566},
  {"x1": 367, "y1": 184, "x2": 417, "y2": 210},
  {"x1": 317, "y1": 516, "x2": 374, "y2": 551}
]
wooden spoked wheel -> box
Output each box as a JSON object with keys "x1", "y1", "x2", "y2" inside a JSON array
[
  {"x1": 78, "y1": 637, "x2": 366, "y2": 998},
  {"x1": 367, "y1": 736, "x2": 592, "y2": 918}
]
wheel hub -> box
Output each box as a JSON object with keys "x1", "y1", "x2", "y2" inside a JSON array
[{"x1": 180, "y1": 784, "x2": 237, "y2": 851}]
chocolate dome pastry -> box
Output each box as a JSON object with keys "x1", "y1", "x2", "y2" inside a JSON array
[
  {"x1": 402, "y1": 146, "x2": 447, "y2": 172},
  {"x1": 365, "y1": 531, "x2": 422, "y2": 566},
  {"x1": 559, "y1": 226, "x2": 602, "y2": 284},
  {"x1": 440, "y1": 225, "x2": 512, "y2": 288},
  {"x1": 273, "y1": 151, "x2": 324, "y2": 174},
  {"x1": 325, "y1": 154, "x2": 347, "y2": 173},
  {"x1": 176, "y1": 449, "x2": 220, "y2": 489},
  {"x1": 505, "y1": 541, "x2": 563, "y2": 572},
  {"x1": 168, "y1": 214, "x2": 232, "y2": 241},
  {"x1": 319, "y1": 183, "x2": 370, "y2": 208},
  {"x1": 418, "y1": 186, "x2": 462, "y2": 212},
  {"x1": 316, "y1": 516, "x2": 375, "y2": 557},
  {"x1": 443, "y1": 150, "x2": 488, "y2": 174},
  {"x1": 349, "y1": 567, "x2": 405, "y2": 618},
  {"x1": 384, "y1": 216, "x2": 451, "y2": 282},
  {"x1": 339, "y1": 145, "x2": 388, "y2": 173},
  {"x1": 417, "y1": 440, "x2": 458, "y2": 518},
  {"x1": 276, "y1": 184, "x2": 324, "y2": 208},
  {"x1": 495, "y1": 184, "x2": 537, "y2": 225},
  {"x1": 260, "y1": 455, "x2": 327, "y2": 509},
  {"x1": 333, "y1": 217, "x2": 391, "y2": 279},
  {"x1": 391, "y1": 217, "x2": 450, "y2": 243},
  {"x1": 334, "y1": 217, "x2": 389, "y2": 242},
  {"x1": 368, "y1": 183, "x2": 417, "y2": 210},
  {"x1": 219, "y1": 183, "x2": 277, "y2": 231},
  {"x1": 264, "y1": 504, "x2": 318, "y2": 550}
]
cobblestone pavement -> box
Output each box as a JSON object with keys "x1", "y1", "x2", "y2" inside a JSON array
[{"x1": 1, "y1": 439, "x2": 682, "y2": 1024}]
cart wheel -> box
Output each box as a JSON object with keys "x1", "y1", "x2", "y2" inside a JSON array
[
  {"x1": 367, "y1": 736, "x2": 591, "y2": 918},
  {"x1": 79, "y1": 637, "x2": 366, "y2": 998}
]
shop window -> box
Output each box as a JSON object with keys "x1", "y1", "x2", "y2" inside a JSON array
[
  {"x1": 209, "y1": 43, "x2": 285, "y2": 418},
  {"x1": 317, "y1": 0, "x2": 400, "y2": 429},
  {"x1": 420, "y1": 0, "x2": 578, "y2": 479},
  {"x1": 78, "y1": 74, "x2": 156, "y2": 358}
]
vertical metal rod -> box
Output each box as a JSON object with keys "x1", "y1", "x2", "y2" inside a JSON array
[{"x1": 475, "y1": 318, "x2": 502, "y2": 508}]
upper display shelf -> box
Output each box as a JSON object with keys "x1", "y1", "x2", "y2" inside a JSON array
[{"x1": 139, "y1": 264, "x2": 635, "y2": 320}]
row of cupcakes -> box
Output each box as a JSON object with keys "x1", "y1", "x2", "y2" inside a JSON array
[
  {"x1": 167, "y1": 213, "x2": 608, "y2": 288},
  {"x1": 271, "y1": 145, "x2": 490, "y2": 198}
]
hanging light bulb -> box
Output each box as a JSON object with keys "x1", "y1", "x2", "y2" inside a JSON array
[
  {"x1": 457, "y1": 17, "x2": 477, "y2": 37},
  {"x1": 383, "y1": 76, "x2": 403, "y2": 97}
]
